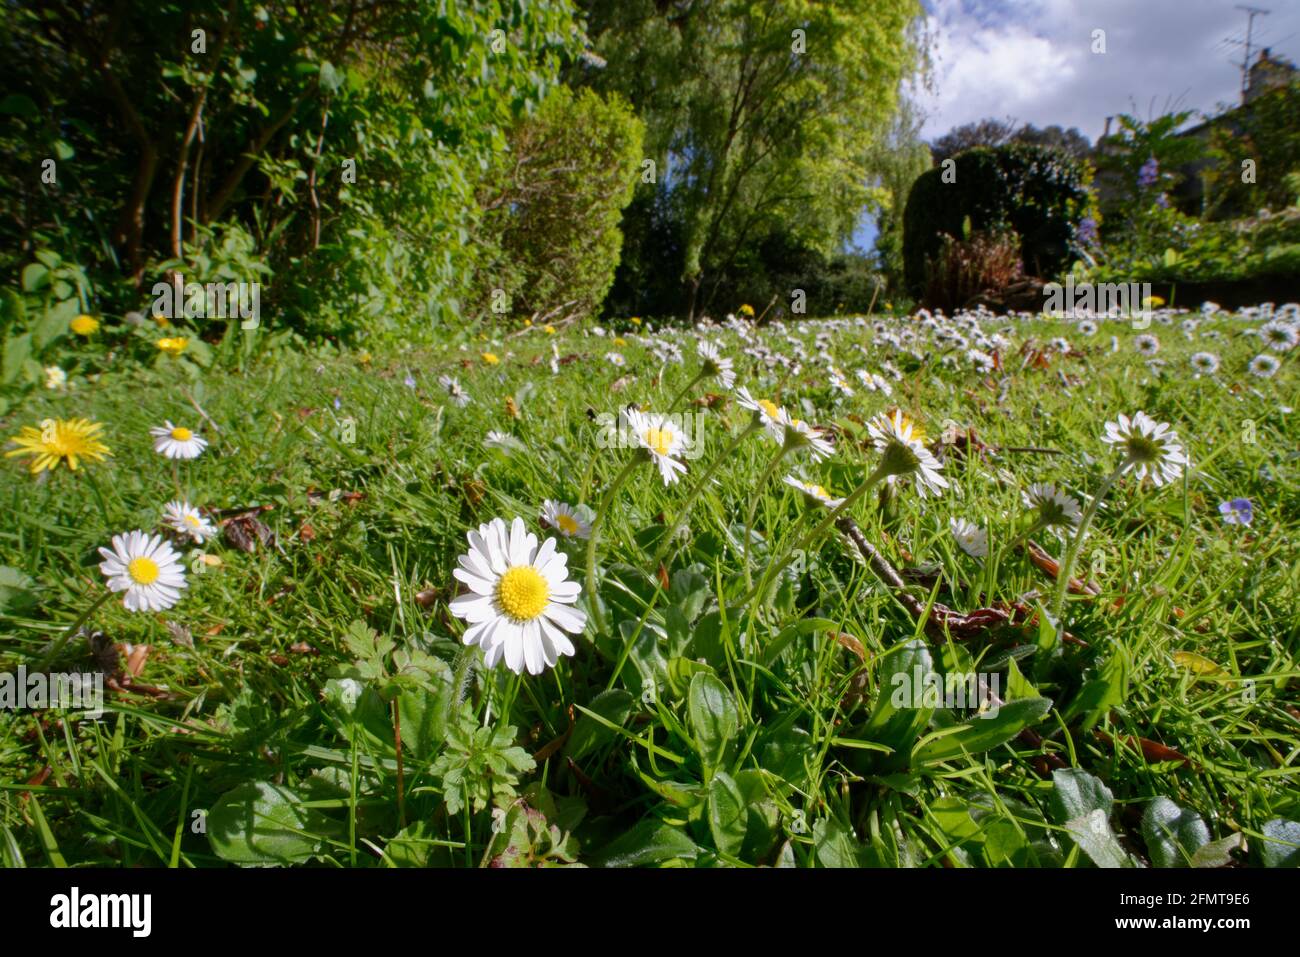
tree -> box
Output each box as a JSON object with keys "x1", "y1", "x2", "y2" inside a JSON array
[
  {"x1": 930, "y1": 118, "x2": 1091, "y2": 164},
  {"x1": 576, "y1": 0, "x2": 926, "y2": 320}
]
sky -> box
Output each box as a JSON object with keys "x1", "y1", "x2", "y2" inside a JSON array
[{"x1": 852, "y1": 0, "x2": 1300, "y2": 251}]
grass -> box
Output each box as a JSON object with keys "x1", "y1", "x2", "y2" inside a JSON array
[{"x1": 1, "y1": 309, "x2": 1297, "y2": 868}]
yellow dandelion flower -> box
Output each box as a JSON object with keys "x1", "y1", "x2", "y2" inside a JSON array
[
  {"x1": 6, "y1": 417, "x2": 111, "y2": 474},
  {"x1": 482, "y1": 352, "x2": 500, "y2": 365},
  {"x1": 629, "y1": 316, "x2": 641, "y2": 326},
  {"x1": 156, "y1": 336, "x2": 188, "y2": 356},
  {"x1": 613, "y1": 337, "x2": 627, "y2": 346},
  {"x1": 70, "y1": 315, "x2": 100, "y2": 336},
  {"x1": 544, "y1": 324, "x2": 556, "y2": 335}
]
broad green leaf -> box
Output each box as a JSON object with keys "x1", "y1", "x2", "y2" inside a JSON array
[
  {"x1": 565, "y1": 689, "x2": 634, "y2": 761},
  {"x1": 207, "y1": 781, "x2": 332, "y2": 866},
  {"x1": 1050, "y1": 768, "x2": 1114, "y2": 822},
  {"x1": 1142, "y1": 796, "x2": 1211, "y2": 868},
  {"x1": 688, "y1": 672, "x2": 738, "y2": 775},
  {"x1": 858, "y1": 638, "x2": 935, "y2": 763},
  {"x1": 1064, "y1": 809, "x2": 1137, "y2": 869},
  {"x1": 587, "y1": 819, "x2": 698, "y2": 867},
  {"x1": 707, "y1": 770, "x2": 747, "y2": 857},
  {"x1": 912, "y1": 696, "x2": 1052, "y2": 764},
  {"x1": 1258, "y1": 818, "x2": 1300, "y2": 868}
]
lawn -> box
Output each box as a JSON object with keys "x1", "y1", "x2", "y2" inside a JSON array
[{"x1": 1, "y1": 306, "x2": 1297, "y2": 868}]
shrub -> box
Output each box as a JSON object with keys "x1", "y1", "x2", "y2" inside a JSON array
[
  {"x1": 921, "y1": 227, "x2": 1023, "y2": 312},
  {"x1": 470, "y1": 87, "x2": 643, "y2": 326},
  {"x1": 902, "y1": 144, "x2": 1093, "y2": 297}
]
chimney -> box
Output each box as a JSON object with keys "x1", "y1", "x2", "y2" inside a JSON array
[{"x1": 1103, "y1": 116, "x2": 1113, "y2": 138}]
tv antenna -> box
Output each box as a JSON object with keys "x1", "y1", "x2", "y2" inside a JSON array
[{"x1": 1226, "y1": 5, "x2": 1271, "y2": 103}]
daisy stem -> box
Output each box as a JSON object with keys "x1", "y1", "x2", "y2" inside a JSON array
[
  {"x1": 37, "y1": 589, "x2": 114, "y2": 670},
  {"x1": 737, "y1": 462, "x2": 889, "y2": 609},
  {"x1": 652, "y1": 420, "x2": 761, "y2": 572},
  {"x1": 584, "y1": 456, "x2": 641, "y2": 636},
  {"x1": 742, "y1": 443, "x2": 791, "y2": 592},
  {"x1": 1050, "y1": 463, "x2": 1126, "y2": 626},
  {"x1": 664, "y1": 368, "x2": 708, "y2": 414}
]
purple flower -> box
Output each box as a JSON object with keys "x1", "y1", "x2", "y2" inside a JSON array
[
  {"x1": 1076, "y1": 216, "x2": 1099, "y2": 246},
  {"x1": 1138, "y1": 157, "x2": 1159, "y2": 188},
  {"x1": 1155, "y1": 193, "x2": 1169, "y2": 209},
  {"x1": 333, "y1": 396, "x2": 342, "y2": 411},
  {"x1": 404, "y1": 373, "x2": 417, "y2": 389},
  {"x1": 1218, "y1": 498, "x2": 1253, "y2": 526}
]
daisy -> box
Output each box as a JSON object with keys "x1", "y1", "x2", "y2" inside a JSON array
[
  {"x1": 1248, "y1": 354, "x2": 1280, "y2": 378},
  {"x1": 1022, "y1": 482, "x2": 1082, "y2": 531},
  {"x1": 437, "y1": 374, "x2": 471, "y2": 407},
  {"x1": 151, "y1": 421, "x2": 207, "y2": 460},
  {"x1": 162, "y1": 500, "x2": 216, "y2": 544},
  {"x1": 1101, "y1": 411, "x2": 1188, "y2": 486},
  {"x1": 484, "y1": 430, "x2": 524, "y2": 454},
  {"x1": 866, "y1": 409, "x2": 948, "y2": 498},
  {"x1": 697, "y1": 340, "x2": 736, "y2": 389},
  {"x1": 44, "y1": 366, "x2": 68, "y2": 390},
  {"x1": 778, "y1": 409, "x2": 834, "y2": 461},
  {"x1": 949, "y1": 518, "x2": 988, "y2": 558},
  {"x1": 607, "y1": 352, "x2": 626, "y2": 368},
  {"x1": 622, "y1": 408, "x2": 687, "y2": 485},
  {"x1": 783, "y1": 475, "x2": 844, "y2": 508},
  {"x1": 449, "y1": 517, "x2": 586, "y2": 675},
  {"x1": 540, "y1": 499, "x2": 592, "y2": 539},
  {"x1": 1189, "y1": 352, "x2": 1220, "y2": 375},
  {"x1": 6, "y1": 417, "x2": 111, "y2": 474},
  {"x1": 1260, "y1": 320, "x2": 1298, "y2": 352},
  {"x1": 734, "y1": 387, "x2": 786, "y2": 441},
  {"x1": 98, "y1": 530, "x2": 187, "y2": 612},
  {"x1": 1134, "y1": 334, "x2": 1160, "y2": 356},
  {"x1": 1077, "y1": 320, "x2": 1098, "y2": 336}
]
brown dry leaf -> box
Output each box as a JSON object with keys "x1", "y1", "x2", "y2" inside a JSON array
[
  {"x1": 1024, "y1": 540, "x2": 1100, "y2": 596},
  {"x1": 461, "y1": 479, "x2": 486, "y2": 508},
  {"x1": 113, "y1": 643, "x2": 151, "y2": 678},
  {"x1": 223, "y1": 512, "x2": 274, "y2": 554},
  {"x1": 289, "y1": 642, "x2": 319, "y2": 656},
  {"x1": 833, "y1": 632, "x2": 867, "y2": 661},
  {"x1": 414, "y1": 587, "x2": 440, "y2": 608},
  {"x1": 299, "y1": 522, "x2": 317, "y2": 542},
  {"x1": 656, "y1": 563, "x2": 671, "y2": 592}
]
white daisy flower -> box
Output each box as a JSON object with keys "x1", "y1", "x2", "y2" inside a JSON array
[
  {"x1": 540, "y1": 499, "x2": 592, "y2": 540},
  {"x1": 783, "y1": 474, "x2": 844, "y2": 508},
  {"x1": 1189, "y1": 352, "x2": 1220, "y2": 375},
  {"x1": 734, "y1": 386, "x2": 786, "y2": 441},
  {"x1": 1022, "y1": 482, "x2": 1082, "y2": 531},
  {"x1": 1101, "y1": 411, "x2": 1188, "y2": 486},
  {"x1": 98, "y1": 530, "x2": 187, "y2": 612},
  {"x1": 1260, "y1": 320, "x2": 1298, "y2": 353},
  {"x1": 437, "y1": 374, "x2": 471, "y2": 407},
  {"x1": 607, "y1": 352, "x2": 626, "y2": 368},
  {"x1": 449, "y1": 516, "x2": 586, "y2": 675},
  {"x1": 1077, "y1": 320, "x2": 1098, "y2": 336},
  {"x1": 1249, "y1": 354, "x2": 1280, "y2": 378},
  {"x1": 162, "y1": 500, "x2": 216, "y2": 544},
  {"x1": 866, "y1": 409, "x2": 948, "y2": 498},
  {"x1": 622, "y1": 408, "x2": 687, "y2": 485},
  {"x1": 949, "y1": 518, "x2": 988, "y2": 558},
  {"x1": 44, "y1": 366, "x2": 68, "y2": 390},
  {"x1": 696, "y1": 340, "x2": 736, "y2": 389},
  {"x1": 778, "y1": 409, "x2": 834, "y2": 461},
  {"x1": 484, "y1": 430, "x2": 524, "y2": 454},
  {"x1": 150, "y1": 421, "x2": 207, "y2": 460},
  {"x1": 1134, "y1": 334, "x2": 1160, "y2": 356}
]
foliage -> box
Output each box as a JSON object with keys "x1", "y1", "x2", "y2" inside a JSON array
[
  {"x1": 930, "y1": 118, "x2": 1092, "y2": 165},
  {"x1": 1093, "y1": 111, "x2": 1206, "y2": 232},
  {"x1": 578, "y1": 0, "x2": 927, "y2": 319},
  {"x1": 469, "y1": 87, "x2": 643, "y2": 326},
  {"x1": 921, "y1": 226, "x2": 1023, "y2": 312},
  {"x1": 1205, "y1": 80, "x2": 1300, "y2": 218},
  {"x1": 902, "y1": 144, "x2": 1094, "y2": 296}
]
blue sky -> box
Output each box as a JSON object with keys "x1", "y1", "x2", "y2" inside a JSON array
[{"x1": 851, "y1": 0, "x2": 1300, "y2": 252}]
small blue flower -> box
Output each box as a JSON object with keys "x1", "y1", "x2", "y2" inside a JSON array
[
  {"x1": 1138, "y1": 157, "x2": 1159, "y2": 188},
  {"x1": 1076, "y1": 216, "x2": 1099, "y2": 246},
  {"x1": 1218, "y1": 498, "x2": 1253, "y2": 526},
  {"x1": 333, "y1": 396, "x2": 342, "y2": 411},
  {"x1": 404, "y1": 373, "x2": 417, "y2": 389}
]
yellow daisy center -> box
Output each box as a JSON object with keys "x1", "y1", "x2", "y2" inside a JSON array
[
  {"x1": 497, "y1": 566, "x2": 549, "y2": 621},
  {"x1": 643, "y1": 426, "x2": 675, "y2": 457},
  {"x1": 127, "y1": 557, "x2": 161, "y2": 585},
  {"x1": 556, "y1": 514, "x2": 579, "y2": 535},
  {"x1": 811, "y1": 485, "x2": 831, "y2": 500},
  {"x1": 170, "y1": 427, "x2": 193, "y2": 441},
  {"x1": 184, "y1": 514, "x2": 201, "y2": 527},
  {"x1": 758, "y1": 399, "x2": 780, "y2": 420}
]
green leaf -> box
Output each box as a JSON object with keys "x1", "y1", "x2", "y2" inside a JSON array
[
  {"x1": 1258, "y1": 818, "x2": 1300, "y2": 868},
  {"x1": 565, "y1": 689, "x2": 634, "y2": 762},
  {"x1": 812, "y1": 817, "x2": 859, "y2": 868},
  {"x1": 207, "y1": 781, "x2": 331, "y2": 866},
  {"x1": 1064, "y1": 809, "x2": 1137, "y2": 868},
  {"x1": 587, "y1": 818, "x2": 698, "y2": 867},
  {"x1": 688, "y1": 672, "x2": 738, "y2": 775},
  {"x1": 0, "y1": 566, "x2": 36, "y2": 614},
  {"x1": 858, "y1": 638, "x2": 935, "y2": 764},
  {"x1": 912, "y1": 696, "x2": 1052, "y2": 765},
  {"x1": 1050, "y1": 768, "x2": 1113, "y2": 822},
  {"x1": 707, "y1": 770, "x2": 747, "y2": 857},
  {"x1": 2, "y1": 333, "x2": 31, "y2": 385},
  {"x1": 1141, "y1": 796, "x2": 1210, "y2": 868}
]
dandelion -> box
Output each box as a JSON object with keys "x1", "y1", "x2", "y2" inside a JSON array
[
  {"x1": 1249, "y1": 354, "x2": 1280, "y2": 378},
  {"x1": 163, "y1": 500, "x2": 216, "y2": 544},
  {"x1": 70, "y1": 315, "x2": 99, "y2": 336},
  {"x1": 949, "y1": 518, "x2": 988, "y2": 559},
  {"x1": 623, "y1": 408, "x2": 686, "y2": 485},
  {"x1": 6, "y1": 417, "x2": 111, "y2": 474},
  {"x1": 156, "y1": 337, "x2": 188, "y2": 356},
  {"x1": 98, "y1": 530, "x2": 187, "y2": 612},
  {"x1": 783, "y1": 475, "x2": 844, "y2": 508},
  {"x1": 738, "y1": 304, "x2": 755, "y2": 318},
  {"x1": 540, "y1": 500, "x2": 593, "y2": 540},
  {"x1": 1190, "y1": 352, "x2": 1220, "y2": 375},
  {"x1": 481, "y1": 352, "x2": 500, "y2": 365},
  {"x1": 1134, "y1": 334, "x2": 1160, "y2": 356},
  {"x1": 151, "y1": 421, "x2": 207, "y2": 460},
  {"x1": 866, "y1": 409, "x2": 948, "y2": 498},
  {"x1": 44, "y1": 366, "x2": 68, "y2": 390},
  {"x1": 1218, "y1": 498, "x2": 1253, "y2": 526},
  {"x1": 449, "y1": 517, "x2": 586, "y2": 675},
  {"x1": 437, "y1": 374, "x2": 471, "y2": 407}
]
